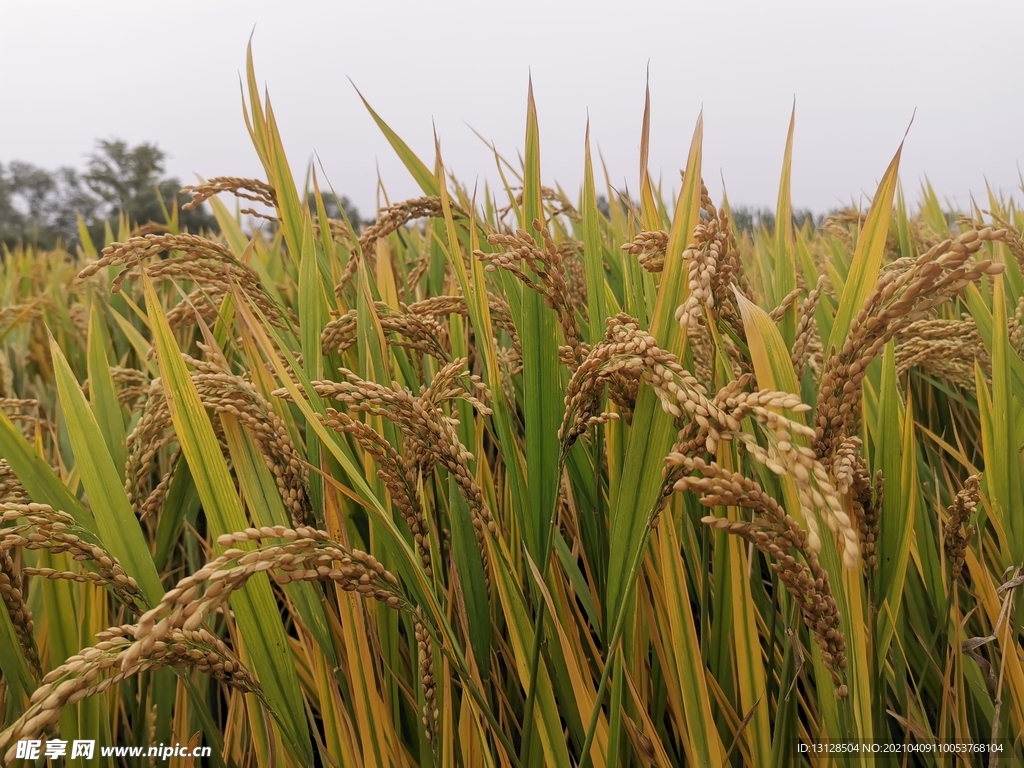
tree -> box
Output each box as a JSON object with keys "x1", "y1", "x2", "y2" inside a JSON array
[
  {"x1": 305, "y1": 191, "x2": 362, "y2": 229},
  {"x1": 0, "y1": 163, "x2": 28, "y2": 246},
  {"x1": 0, "y1": 161, "x2": 100, "y2": 249},
  {"x1": 0, "y1": 139, "x2": 216, "y2": 252},
  {"x1": 83, "y1": 139, "x2": 215, "y2": 235},
  {"x1": 728, "y1": 206, "x2": 822, "y2": 235},
  {"x1": 48, "y1": 167, "x2": 102, "y2": 244}
]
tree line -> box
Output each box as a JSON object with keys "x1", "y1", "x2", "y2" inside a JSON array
[
  {"x1": 0, "y1": 138, "x2": 372, "y2": 254},
  {"x1": 2, "y1": 140, "x2": 818, "y2": 254},
  {"x1": 596, "y1": 194, "x2": 821, "y2": 235},
  {"x1": 0, "y1": 140, "x2": 216, "y2": 251}
]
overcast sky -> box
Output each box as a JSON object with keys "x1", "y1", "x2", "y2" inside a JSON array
[{"x1": 3, "y1": 0, "x2": 1022, "y2": 219}]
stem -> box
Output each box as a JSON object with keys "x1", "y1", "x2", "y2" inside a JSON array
[
  {"x1": 518, "y1": 453, "x2": 568, "y2": 763},
  {"x1": 516, "y1": 600, "x2": 548, "y2": 763},
  {"x1": 433, "y1": 617, "x2": 523, "y2": 768},
  {"x1": 578, "y1": 497, "x2": 663, "y2": 768}
]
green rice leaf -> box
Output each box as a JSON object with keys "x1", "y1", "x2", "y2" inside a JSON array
[
  {"x1": 826, "y1": 139, "x2": 904, "y2": 355},
  {"x1": 49, "y1": 334, "x2": 162, "y2": 606}
]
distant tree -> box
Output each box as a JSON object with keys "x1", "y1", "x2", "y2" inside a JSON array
[
  {"x1": 728, "y1": 206, "x2": 822, "y2": 235},
  {"x1": 48, "y1": 167, "x2": 102, "y2": 243},
  {"x1": 729, "y1": 206, "x2": 773, "y2": 234},
  {"x1": 593, "y1": 192, "x2": 637, "y2": 221},
  {"x1": 0, "y1": 139, "x2": 217, "y2": 252},
  {"x1": 0, "y1": 166, "x2": 16, "y2": 244},
  {"x1": 8, "y1": 162, "x2": 55, "y2": 227},
  {"x1": 306, "y1": 191, "x2": 362, "y2": 229},
  {"x1": 792, "y1": 208, "x2": 822, "y2": 230},
  {"x1": 729, "y1": 206, "x2": 755, "y2": 233},
  {"x1": 0, "y1": 161, "x2": 100, "y2": 249},
  {"x1": 83, "y1": 139, "x2": 215, "y2": 235}
]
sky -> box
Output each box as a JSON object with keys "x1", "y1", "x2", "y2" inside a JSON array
[{"x1": 3, "y1": 0, "x2": 1022, "y2": 219}]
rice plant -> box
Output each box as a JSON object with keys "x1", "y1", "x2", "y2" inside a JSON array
[{"x1": 1, "y1": 45, "x2": 1022, "y2": 767}]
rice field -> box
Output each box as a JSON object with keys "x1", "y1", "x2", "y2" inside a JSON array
[{"x1": 1, "y1": 47, "x2": 1023, "y2": 766}]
